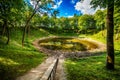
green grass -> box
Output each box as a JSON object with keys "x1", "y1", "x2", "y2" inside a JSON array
[
  {"x1": 52, "y1": 32, "x2": 79, "y2": 37},
  {"x1": 85, "y1": 30, "x2": 120, "y2": 50},
  {"x1": 86, "y1": 30, "x2": 107, "y2": 43},
  {"x1": 1, "y1": 28, "x2": 120, "y2": 80},
  {"x1": 65, "y1": 30, "x2": 120, "y2": 80},
  {"x1": 0, "y1": 28, "x2": 50, "y2": 80},
  {"x1": 65, "y1": 52, "x2": 120, "y2": 80},
  {"x1": 0, "y1": 49, "x2": 45, "y2": 80}
]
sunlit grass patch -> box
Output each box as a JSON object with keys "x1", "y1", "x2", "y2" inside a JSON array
[
  {"x1": 0, "y1": 57, "x2": 19, "y2": 66},
  {"x1": 0, "y1": 49, "x2": 46, "y2": 80},
  {"x1": 65, "y1": 53, "x2": 120, "y2": 80},
  {"x1": 86, "y1": 30, "x2": 120, "y2": 50},
  {"x1": 0, "y1": 28, "x2": 48, "y2": 80},
  {"x1": 68, "y1": 38, "x2": 98, "y2": 50}
]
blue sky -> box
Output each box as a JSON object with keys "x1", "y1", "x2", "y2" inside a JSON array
[
  {"x1": 29, "y1": 0, "x2": 100, "y2": 17},
  {"x1": 51, "y1": 0, "x2": 101, "y2": 17},
  {"x1": 52, "y1": 0, "x2": 81, "y2": 17}
]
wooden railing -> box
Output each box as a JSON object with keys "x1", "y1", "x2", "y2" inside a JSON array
[{"x1": 40, "y1": 58, "x2": 59, "y2": 80}]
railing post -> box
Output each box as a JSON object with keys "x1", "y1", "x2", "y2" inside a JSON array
[{"x1": 41, "y1": 58, "x2": 59, "y2": 80}]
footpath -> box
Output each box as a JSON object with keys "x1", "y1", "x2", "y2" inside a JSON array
[{"x1": 16, "y1": 37, "x2": 105, "y2": 80}]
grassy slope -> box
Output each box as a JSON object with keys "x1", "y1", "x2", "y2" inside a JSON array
[
  {"x1": 0, "y1": 28, "x2": 50, "y2": 80},
  {"x1": 86, "y1": 30, "x2": 120, "y2": 50},
  {"x1": 65, "y1": 53, "x2": 120, "y2": 80},
  {"x1": 1, "y1": 28, "x2": 120, "y2": 80},
  {"x1": 65, "y1": 30, "x2": 120, "y2": 80}
]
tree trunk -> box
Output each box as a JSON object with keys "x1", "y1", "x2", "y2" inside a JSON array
[
  {"x1": 22, "y1": 11, "x2": 36, "y2": 46},
  {"x1": 2, "y1": 20, "x2": 7, "y2": 36},
  {"x1": 2, "y1": 20, "x2": 10, "y2": 44},
  {"x1": 22, "y1": 0, "x2": 40, "y2": 46},
  {"x1": 6, "y1": 25, "x2": 10, "y2": 44},
  {"x1": 22, "y1": 25, "x2": 27, "y2": 46},
  {"x1": 106, "y1": 0, "x2": 114, "y2": 70},
  {"x1": 27, "y1": 25, "x2": 30, "y2": 37}
]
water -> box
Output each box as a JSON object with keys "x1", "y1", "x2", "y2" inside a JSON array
[{"x1": 39, "y1": 37, "x2": 98, "y2": 51}]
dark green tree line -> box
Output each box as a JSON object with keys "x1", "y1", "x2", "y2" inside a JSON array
[{"x1": 0, "y1": 0, "x2": 25, "y2": 44}]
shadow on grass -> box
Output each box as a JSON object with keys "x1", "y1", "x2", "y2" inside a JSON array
[
  {"x1": 115, "y1": 49, "x2": 120, "y2": 55},
  {"x1": 0, "y1": 49, "x2": 45, "y2": 80},
  {"x1": 65, "y1": 50, "x2": 120, "y2": 80}
]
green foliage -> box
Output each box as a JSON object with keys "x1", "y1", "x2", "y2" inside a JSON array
[
  {"x1": 52, "y1": 10, "x2": 60, "y2": 18},
  {"x1": 78, "y1": 14, "x2": 96, "y2": 33},
  {"x1": 0, "y1": 0, "x2": 120, "y2": 79},
  {"x1": 94, "y1": 10, "x2": 106, "y2": 30},
  {"x1": 40, "y1": 16, "x2": 79, "y2": 33},
  {"x1": 114, "y1": 6, "x2": 120, "y2": 40},
  {"x1": 90, "y1": 0, "x2": 107, "y2": 8},
  {"x1": 0, "y1": 0, "x2": 25, "y2": 23}
]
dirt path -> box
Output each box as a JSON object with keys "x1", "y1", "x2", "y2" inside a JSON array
[
  {"x1": 32, "y1": 38, "x2": 67, "y2": 80},
  {"x1": 16, "y1": 56, "x2": 56, "y2": 80},
  {"x1": 55, "y1": 54, "x2": 66, "y2": 80},
  {"x1": 16, "y1": 37, "x2": 106, "y2": 80},
  {"x1": 16, "y1": 39, "x2": 58, "y2": 80}
]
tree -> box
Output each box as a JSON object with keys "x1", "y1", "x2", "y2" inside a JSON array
[
  {"x1": 52, "y1": 10, "x2": 59, "y2": 19},
  {"x1": 94, "y1": 10, "x2": 106, "y2": 31},
  {"x1": 22, "y1": 0, "x2": 54, "y2": 46},
  {"x1": 114, "y1": 4, "x2": 120, "y2": 40},
  {"x1": 41, "y1": 14, "x2": 50, "y2": 28},
  {"x1": 90, "y1": 0, "x2": 115, "y2": 70},
  {"x1": 78, "y1": 14, "x2": 96, "y2": 34},
  {"x1": 62, "y1": 18, "x2": 71, "y2": 32},
  {"x1": 69, "y1": 16, "x2": 79, "y2": 33},
  {"x1": 0, "y1": 0, "x2": 24, "y2": 44},
  {"x1": 106, "y1": 1, "x2": 114, "y2": 69}
]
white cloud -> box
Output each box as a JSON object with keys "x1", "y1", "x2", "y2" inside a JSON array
[
  {"x1": 30, "y1": 0, "x2": 36, "y2": 8},
  {"x1": 30, "y1": 0, "x2": 41, "y2": 9},
  {"x1": 68, "y1": 15, "x2": 73, "y2": 18},
  {"x1": 74, "y1": 0, "x2": 100, "y2": 14},
  {"x1": 58, "y1": 0, "x2": 62, "y2": 6},
  {"x1": 52, "y1": 0, "x2": 63, "y2": 9},
  {"x1": 52, "y1": 5, "x2": 58, "y2": 9},
  {"x1": 71, "y1": 0, "x2": 75, "y2": 4}
]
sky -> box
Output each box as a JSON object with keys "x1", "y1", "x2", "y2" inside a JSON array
[
  {"x1": 52, "y1": 0, "x2": 81, "y2": 17},
  {"x1": 51, "y1": 0, "x2": 101, "y2": 17},
  {"x1": 29, "y1": 0, "x2": 101, "y2": 18}
]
